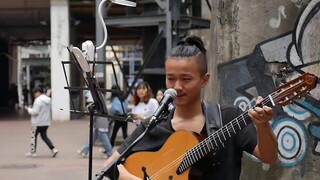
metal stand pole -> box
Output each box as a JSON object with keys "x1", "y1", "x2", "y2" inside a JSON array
[{"x1": 88, "y1": 104, "x2": 96, "y2": 180}]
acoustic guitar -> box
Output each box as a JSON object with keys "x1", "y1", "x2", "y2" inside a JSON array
[{"x1": 124, "y1": 73, "x2": 318, "y2": 180}]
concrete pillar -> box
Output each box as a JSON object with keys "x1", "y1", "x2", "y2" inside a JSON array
[
  {"x1": 206, "y1": 0, "x2": 300, "y2": 100},
  {"x1": 50, "y1": 0, "x2": 70, "y2": 120}
]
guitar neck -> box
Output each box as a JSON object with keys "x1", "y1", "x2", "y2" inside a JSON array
[
  {"x1": 177, "y1": 95, "x2": 275, "y2": 174},
  {"x1": 210, "y1": 95, "x2": 274, "y2": 147}
]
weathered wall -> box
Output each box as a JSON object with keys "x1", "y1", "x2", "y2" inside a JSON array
[{"x1": 206, "y1": 0, "x2": 320, "y2": 179}]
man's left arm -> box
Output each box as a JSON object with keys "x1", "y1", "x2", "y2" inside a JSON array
[{"x1": 248, "y1": 96, "x2": 278, "y2": 164}]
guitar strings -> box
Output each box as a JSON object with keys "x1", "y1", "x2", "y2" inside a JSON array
[{"x1": 150, "y1": 92, "x2": 280, "y2": 179}]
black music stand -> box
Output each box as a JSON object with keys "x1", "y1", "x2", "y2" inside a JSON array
[
  {"x1": 63, "y1": 47, "x2": 127, "y2": 180},
  {"x1": 72, "y1": 47, "x2": 108, "y2": 180}
]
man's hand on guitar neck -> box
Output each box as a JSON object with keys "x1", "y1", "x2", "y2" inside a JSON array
[{"x1": 248, "y1": 96, "x2": 274, "y2": 126}]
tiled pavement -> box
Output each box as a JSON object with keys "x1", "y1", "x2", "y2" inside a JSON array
[{"x1": 0, "y1": 109, "x2": 136, "y2": 180}]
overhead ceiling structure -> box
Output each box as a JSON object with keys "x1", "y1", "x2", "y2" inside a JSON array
[
  {"x1": 0, "y1": 0, "x2": 211, "y2": 46},
  {"x1": 0, "y1": 0, "x2": 51, "y2": 43},
  {"x1": 0, "y1": 0, "x2": 144, "y2": 45}
]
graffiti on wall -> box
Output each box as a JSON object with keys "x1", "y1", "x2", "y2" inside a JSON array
[{"x1": 218, "y1": 0, "x2": 320, "y2": 169}]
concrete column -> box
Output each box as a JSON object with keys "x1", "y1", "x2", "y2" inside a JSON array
[
  {"x1": 206, "y1": 0, "x2": 299, "y2": 101},
  {"x1": 50, "y1": 0, "x2": 70, "y2": 120}
]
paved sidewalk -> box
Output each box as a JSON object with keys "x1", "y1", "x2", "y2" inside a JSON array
[{"x1": 0, "y1": 112, "x2": 135, "y2": 180}]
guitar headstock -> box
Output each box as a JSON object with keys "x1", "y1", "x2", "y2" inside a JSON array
[{"x1": 272, "y1": 73, "x2": 318, "y2": 106}]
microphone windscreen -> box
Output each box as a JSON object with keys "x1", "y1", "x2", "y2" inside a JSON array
[{"x1": 164, "y1": 89, "x2": 177, "y2": 100}]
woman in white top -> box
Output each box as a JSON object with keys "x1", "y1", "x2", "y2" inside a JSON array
[{"x1": 131, "y1": 81, "x2": 159, "y2": 123}]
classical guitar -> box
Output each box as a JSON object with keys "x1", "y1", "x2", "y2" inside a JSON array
[{"x1": 123, "y1": 73, "x2": 318, "y2": 180}]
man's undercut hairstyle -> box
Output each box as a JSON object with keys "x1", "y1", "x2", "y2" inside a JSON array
[{"x1": 167, "y1": 35, "x2": 208, "y2": 76}]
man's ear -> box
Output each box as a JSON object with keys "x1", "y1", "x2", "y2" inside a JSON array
[{"x1": 202, "y1": 73, "x2": 210, "y2": 87}]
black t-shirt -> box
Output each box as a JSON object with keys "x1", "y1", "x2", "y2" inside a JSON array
[{"x1": 117, "y1": 102, "x2": 257, "y2": 180}]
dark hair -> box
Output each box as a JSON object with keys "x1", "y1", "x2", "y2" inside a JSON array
[
  {"x1": 32, "y1": 87, "x2": 43, "y2": 94},
  {"x1": 110, "y1": 85, "x2": 120, "y2": 99},
  {"x1": 131, "y1": 81, "x2": 154, "y2": 105},
  {"x1": 157, "y1": 89, "x2": 165, "y2": 94},
  {"x1": 167, "y1": 35, "x2": 208, "y2": 76}
]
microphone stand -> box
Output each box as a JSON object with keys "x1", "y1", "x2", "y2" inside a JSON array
[
  {"x1": 95, "y1": 111, "x2": 170, "y2": 180},
  {"x1": 87, "y1": 103, "x2": 96, "y2": 180}
]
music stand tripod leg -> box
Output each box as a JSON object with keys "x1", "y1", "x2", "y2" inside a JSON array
[{"x1": 88, "y1": 103, "x2": 96, "y2": 180}]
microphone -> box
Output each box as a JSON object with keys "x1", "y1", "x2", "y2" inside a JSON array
[{"x1": 147, "y1": 88, "x2": 177, "y2": 129}]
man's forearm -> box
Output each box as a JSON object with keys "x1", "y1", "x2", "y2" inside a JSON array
[{"x1": 256, "y1": 123, "x2": 278, "y2": 164}]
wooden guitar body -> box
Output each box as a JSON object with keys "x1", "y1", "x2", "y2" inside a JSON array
[{"x1": 124, "y1": 131, "x2": 203, "y2": 180}]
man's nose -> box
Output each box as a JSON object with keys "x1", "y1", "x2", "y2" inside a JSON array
[{"x1": 173, "y1": 81, "x2": 182, "y2": 90}]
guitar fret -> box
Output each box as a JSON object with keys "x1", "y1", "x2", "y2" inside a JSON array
[
  {"x1": 184, "y1": 161, "x2": 188, "y2": 170},
  {"x1": 231, "y1": 122, "x2": 236, "y2": 133},
  {"x1": 207, "y1": 140, "x2": 213, "y2": 151},
  {"x1": 199, "y1": 149, "x2": 204, "y2": 159},
  {"x1": 190, "y1": 149, "x2": 195, "y2": 161},
  {"x1": 213, "y1": 136, "x2": 218, "y2": 146},
  {"x1": 217, "y1": 132, "x2": 223, "y2": 144},
  {"x1": 203, "y1": 143, "x2": 208, "y2": 154},
  {"x1": 202, "y1": 147, "x2": 206, "y2": 157},
  {"x1": 221, "y1": 128, "x2": 226, "y2": 140},
  {"x1": 268, "y1": 94, "x2": 275, "y2": 106},
  {"x1": 205, "y1": 140, "x2": 210, "y2": 151},
  {"x1": 191, "y1": 152, "x2": 196, "y2": 164},
  {"x1": 198, "y1": 148, "x2": 202, "y2": 160},
  {"x1": 226, "y1": 126, "x2": 231, "y2": 137},
  {"x1": 194, "y1": 151, "x2": 198, "y2": 162},
  {"x1": 203, "y1": 145, "x2": 206, "y2": 155},
  {"x1": 208, "y1": 139, "x2": 214, "y2": 150},
  {"x1": 242, "y1": 114, "x2": 247, "y2": 126},
  {"x1": 180, "y1": 162, "x2": 186, "y2": 171},
  {"x1": 186, "y1": 155, "x2": 192, "y2": 168},
  {"x1": 187, "y1": 152, "x2": 192, "y2": 166},
  {"x1": 200, "y1": 146, "x2": 204, "y2": 157},
  {"x1": 236, "y1": 117, "x2": 241, "y2": 130}
]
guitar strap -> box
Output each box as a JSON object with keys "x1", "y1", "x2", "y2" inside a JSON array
[{"x1": 203, "y1": 100, "x2": 222, "y2": 135}]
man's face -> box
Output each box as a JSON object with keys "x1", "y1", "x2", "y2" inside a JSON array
[
  {"x1": 33, "y1": 91, "x2": 41, "y2": 98},
  {"x1": 136, "y1": 86, "x2": 148, "y2": 99},
  {"x1": 165, "y1": 57, "x2": 209, "y2": 106}
]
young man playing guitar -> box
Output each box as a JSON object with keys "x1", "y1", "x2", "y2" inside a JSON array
[{"x1": 102, "y1": 35, "x2": 278, "y2": 180}]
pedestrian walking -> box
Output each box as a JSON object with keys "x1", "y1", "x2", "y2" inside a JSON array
[{"x1": 25, "y1": 87, "x2": 59, "y2": 158}]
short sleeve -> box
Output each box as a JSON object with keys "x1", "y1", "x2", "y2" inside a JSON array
[{"x1": 144, "y1": 98, "x2": 159, "y2": 118}]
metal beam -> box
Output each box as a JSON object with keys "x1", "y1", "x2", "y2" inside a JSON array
[
  {"x1": 105, "y1": 14, "x2": 166, "y2": 27},
  {"x1": 104, "y1": 14, "x2": 210, "y2": 28}
]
